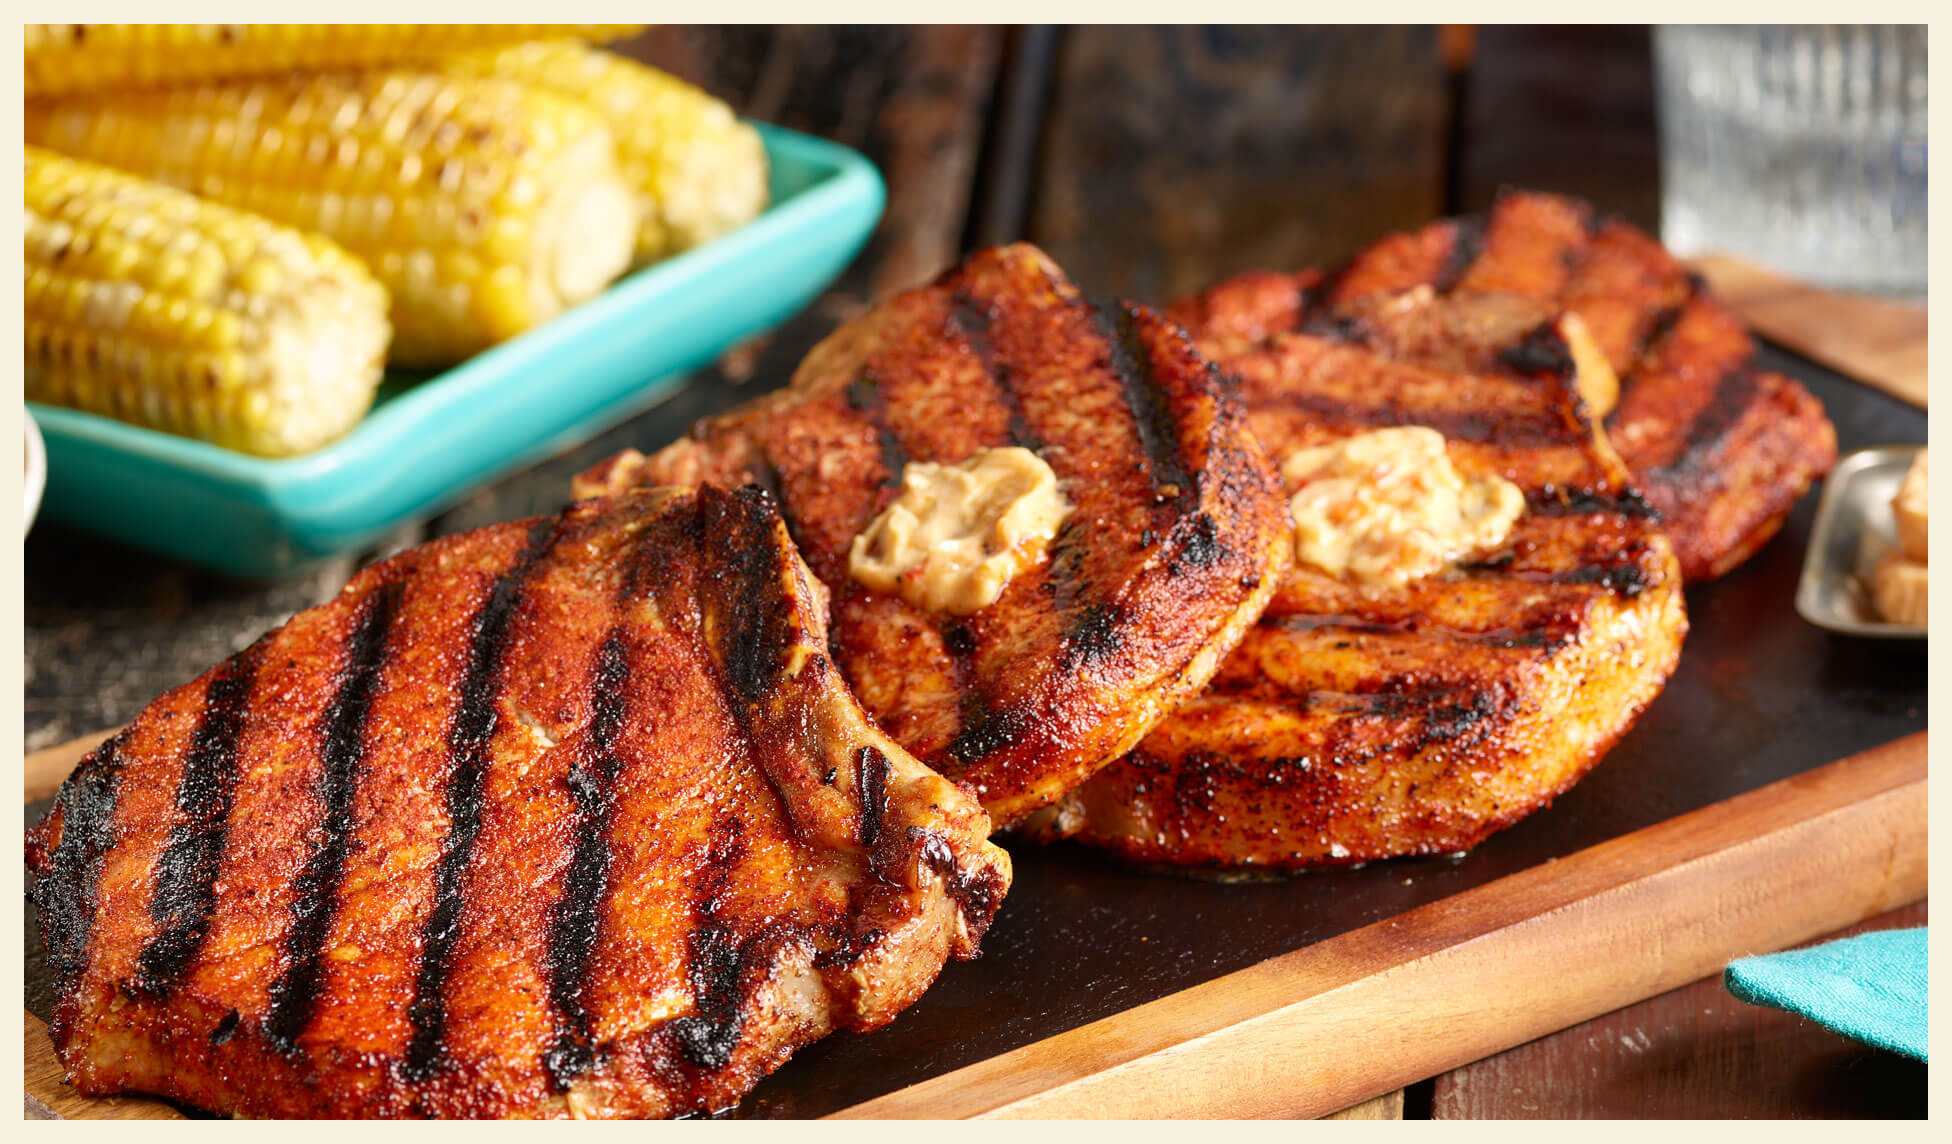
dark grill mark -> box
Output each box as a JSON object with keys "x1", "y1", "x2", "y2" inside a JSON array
[
  {"x1": 1473, "y1": 551, "x2": 1654, "y2": 598},
  {"x1": 1095, "y1": 301, "x2": 1197, "y2": 509},
  {"x1": 1296, "y1": 310, "x2": 1373, "y2": 345},
  {"x1": 856, "y1": 745, "x2": 891, "y2": 847},
  {"x1": 1270, "y1": 612, "x2": 1579, "y2": 652},
  {"x1": 209, "y1": 1009, "x2": 240, "y2": 1046},
  {"x1": 1266, "y1": 390, "x2": 1575, "y2": 448},
  {"x1": 135, "y1": 648, "x2": 262, "y2": 995},
  {"x1": 946, "y1": 699, "x2": 1032, "y2": 767},
  {"x1": 846, "y1": 374, "x2": 910, "y2": 489},
  {"x1": 265, "y1": 582, "x2": 404, "y2": 1055},
  {"x1": 948, "y1": 288, "x2": 1040, "y2": 449},
  {"x1": 669, "y1": 923, "x2": 745, "y2": 1070},
  {"x1": 1062, "y1": 601, "x2": 1126, "y2": 668},
  {"x1": 1632, "y1": 303, "x2": 1688, "y2": 366},
  {"x1": 32, "y1": 737, "x2": 126, "y2": 991},
  {"x1": 704, "y1": 486, "x2": 797, "y2": 703},
  {"x1": 1169, "y1": 511, "x2": 1225, "y2": 573},
  {"x1": 403, "y1": 516, "x2": 559, "y2": 1083},
  {"x1": 1641, "y1": 367, "x2": 1764, "y2": 482},
  {"x1": 1433, "y1": 215, "x2": 1488, "y2": 294},
  {"x1": 543, "y1": 631, "x2": 634, "y2": 1090},
  {"x1": 1422, "y1": 690, "x2": 1501, "y2": 743},
  {"x1": 1548, "y1": 559, "x2": 1652, "y2": 597},
  {"x1": 1497, "y1": 321, "x2": 1576, "y2": 378},
  {"x1": 1527, "y1": 484, "x2": 1661, "y2": 521}
]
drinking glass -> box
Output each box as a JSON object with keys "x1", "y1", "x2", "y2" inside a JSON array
[{"x1": 1653, "y1": 25, "x2": 1927, "y2": 297}]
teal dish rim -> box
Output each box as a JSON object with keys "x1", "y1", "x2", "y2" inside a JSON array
[{"x1": 29, "y1": 124, "x2": 885, "y2": 577}]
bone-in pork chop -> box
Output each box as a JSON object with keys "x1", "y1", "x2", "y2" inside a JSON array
[{"x1": 26, "y1": 486, "x2": 1009, "y2": 1118}]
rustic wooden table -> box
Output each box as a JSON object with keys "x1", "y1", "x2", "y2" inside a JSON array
[{"x1": 21, "y1": 26, "x2": 1925, "y2": 1119}]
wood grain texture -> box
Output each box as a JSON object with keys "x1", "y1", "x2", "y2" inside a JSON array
[
  {"x1": 1323, "y1": 1089, "x2": 1406, "y2": 1120},
  {"x1": 24, "y1": 1012, "x2": 184, "y2": 1120},
  {"x1": 1027, "y1": 25, "x2": 1448, "y2": 302},
  {"x1": 1432, "y1": 901, "x2": 1929, "y2": 1118},
  {"x1": 1456, "y1": 25, "x2": 1660, "y2": 227},
  {"x1": 829, "y1": 732, "x2": 1925, "y2": 1119},
  {"x1": 1689, "y1": 254, "x2": 1928, "y2": 410},
  {"x1": 23, "y1": 727, "x2": 116, "y2": 804}
]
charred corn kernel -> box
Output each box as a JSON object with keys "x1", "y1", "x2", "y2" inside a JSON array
[
  {"x1": 28, "y1": 72, "x2": 639, "y2": 365},
  {"x1": 23, "y1": 148, "x2": 390, "y2": 457},
  {"x1": 449, "y1": 41, "x2": 767, "y2": 263},
  {"x1": 23, "y1": 24, "x2": 644, "y2": 96}
]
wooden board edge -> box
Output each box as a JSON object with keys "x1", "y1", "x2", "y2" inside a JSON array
[
  {"x1": 24, "y1": 1011, "x2": 186, "y2": 1120},
  {"x1": 24, "y1": 727, "x2": 118, "y2": 805},
  {"x1": 18, "y1": 732, "x2": 1927, "y2": 1120},
  {"x1": 1688, "y1": 253, "x2": 1928, "y2": 409},
  {"x1": 829, "y1": 731, "x2": 1927, "y2": 1119}
]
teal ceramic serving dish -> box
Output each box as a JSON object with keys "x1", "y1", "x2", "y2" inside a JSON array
[{"x1": 30, "y1": 124, "x2": 884, "y2": 579}]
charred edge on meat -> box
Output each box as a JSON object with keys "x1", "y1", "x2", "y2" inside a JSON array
[
  {"x1": 1094, "y1": 300, "x2": 1198, "y2": 511},
  {"x1": 696, "y1": 485, "x2": 808, "y2": 838},
  {"x1": 33, "y1": 736, "x2": 126, "y2": 992},
  {"x1": 264, "y1": 581, "x2": 404, "y2": 1055},
  {"x1": 856, "y1": 745, "x2": 891, "y2": 847},
  {"x1": 948, "y1": 287, "x2": 1041, "y2": 450},
  {"x1": 402, "y1": 515, "x2": 561, "y2": 1083},
  {"x1": 706, "y1": 485, "x2": 801, "y2": 705},
  {"x1": 845, "y1": 373, "x2": 912, "y2": 489},
  {"x1": 919, "y1": 832, "x2": 1007, "y2": 944},
  {"x1": 134, "y1": 646, "x2": 263, "y2": 996},
  {"x1": 1433, "y1": 215, "x2": 1489, "y2": 294},
  {"x1": 542, "y1": 629, "x2": 634, "y2": 1090}
]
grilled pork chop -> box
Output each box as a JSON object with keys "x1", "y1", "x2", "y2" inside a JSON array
[
  {"x1": 26, "y1": 486, "x2": 1010, "y2": 1119},
  {"x1": 1166, "y1": 190, "x2": 1838, "y2": 581},
  {"x1": 1021, "y1": 335, "x2": 1687, "y2": 868},
  {"x1": 577, "y1": 244, "x2": 1294, "y2": 826}
]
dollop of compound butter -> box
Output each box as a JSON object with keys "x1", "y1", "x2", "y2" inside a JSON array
[
  {"x1": 1281, "y1": 426, "x2": 1524, "y2": 588},
  {"x1": 849, "y1": 446, "x2": 1070, "y2": 615}
]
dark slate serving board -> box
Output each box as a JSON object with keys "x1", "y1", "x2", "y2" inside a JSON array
[{"x1": 23, "y1": 342, "x2": 1927, "y2": 1119}]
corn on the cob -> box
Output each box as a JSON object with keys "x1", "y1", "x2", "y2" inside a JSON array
[
  {"x1": 24, "y1": 24, "x2": 645, "y2": 97},
  {"x1": 28, "y1": 72, "x2": 639, "y2": 365},
  {"x1": 452, "y1": 42, "x2": 768, "y2": 263},
  {"x1": 24, "y1": 147, "x2": 391, "y2": 458}
]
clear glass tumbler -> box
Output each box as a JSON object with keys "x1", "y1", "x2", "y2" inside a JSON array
[{"x1": 1653, "y1": 25, "x2": 1927, "y2": 297}]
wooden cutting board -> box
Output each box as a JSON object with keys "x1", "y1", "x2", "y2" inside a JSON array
[{"x1": 22, "y1": 257, "x2": 1928, "y2": 1119}]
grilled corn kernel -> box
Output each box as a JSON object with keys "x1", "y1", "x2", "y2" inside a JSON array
[
  {"x1": 28, "y1": 72, "x2": 639, "y2": 364},
  {"x1": 24, "y1": 147, "x2": 391, "y2": 457},
  {"x1": 451, "y1": 42, "x2": 768, "y2": 262},
  {"x1": 23, "y1": 24, "x2": 644, "y2": 96}
]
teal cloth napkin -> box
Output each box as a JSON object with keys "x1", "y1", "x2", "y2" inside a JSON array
[{"x1": 1725, "y1": 927, "x2": 1927, "y2": 1061}]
